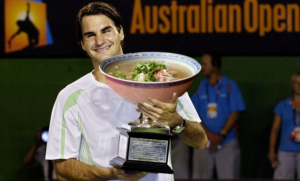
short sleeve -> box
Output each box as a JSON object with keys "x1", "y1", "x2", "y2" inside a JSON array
[
  {"x1": 274, "y1": 101, "x2": 284, "y2": 118},
  {"x1": 228, "y1": 81, "x2": 246, "y2": 112},
  {"x1": 46, "y1": 91, "x2": 82, "y2": 160},
  {"x1": 191, "y1": 82, "x2": 203, "y2": 115},
  {"x1": 178, "y1": 92, "x2": 202, "y2": 123}
]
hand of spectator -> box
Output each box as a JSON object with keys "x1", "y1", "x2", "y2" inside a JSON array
[
  {"x1": 207, "y1": 132, "x2": 223, "y2": 152},
  {"x1": 137, "y1": 92, "x2": 182, "y2": 128},
  {"x1": 268, "y1": 152, "x2": 278, "y2": 168},
  {"x1": 35, "y1": 128, "x2": 42, "y2": 144}
]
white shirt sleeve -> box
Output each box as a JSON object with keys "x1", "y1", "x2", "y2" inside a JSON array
[
  {"x1": 46, "y1": 91, "x2": 81, "y2": 160},
  {"x1": 177, "y1": 92, "x2": 201, "y2": 123}
]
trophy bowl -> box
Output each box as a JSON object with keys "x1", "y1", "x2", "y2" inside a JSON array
[
  {"x1": 99, "y1": 52, "x2": 201, "y2": 173},
  {"x1": 99, "y1": 52, "x2": 201, "y2": 105}
]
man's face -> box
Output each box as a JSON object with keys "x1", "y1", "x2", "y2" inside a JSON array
[
  {"x1": 292, "y1": 76, "x2": 300, "y2": 95},
  {"x1": 80, "y1": 14, "x2": 124, "y2": 65},
  {"x1": 201, "y1": 54, "x2": 216, "y2": 76}
]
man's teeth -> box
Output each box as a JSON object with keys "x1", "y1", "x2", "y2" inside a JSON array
[{"x1": 95, "y1": 46, "x2": 110, "y2": 51}]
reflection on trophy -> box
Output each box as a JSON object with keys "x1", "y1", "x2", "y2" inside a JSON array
[
  {"x1": 129, "y1": 113, "x2": 168, "y2": 130},
  {"x1": 99, "y1": 52, "x2": 201, "y2": 173}
]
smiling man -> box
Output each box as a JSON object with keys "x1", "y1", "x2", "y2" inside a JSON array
[
  {"x1": 45, "y1": 2, "x2": 207, "y2": 181},
  {"x1": 80, "y1": 15, "x2": 124, "y2": 65}
]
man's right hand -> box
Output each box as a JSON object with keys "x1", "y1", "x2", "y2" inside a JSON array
[
  {"x1": 207, "y1": 131, "x2": 223, "y2": 152},
  {"x1": 267, "y1": 152, "x2": 278, "y2": 168},
  {"x1": 112, "y1": 167, "x2": 148, "y2": 181}
]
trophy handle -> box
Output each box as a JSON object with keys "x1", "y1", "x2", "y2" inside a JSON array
[
  {"x1": 128, "y1": 113, "x2": 170, "y2": 129},
  {"x1": 152, "y1": 121, "x2": 170, "y2": 129}
]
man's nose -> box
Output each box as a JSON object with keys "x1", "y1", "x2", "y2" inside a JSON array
[{"x1": 95, "y1": 34, "x2": 105, "y2": 45}]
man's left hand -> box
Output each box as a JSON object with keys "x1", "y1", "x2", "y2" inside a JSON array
[{"x1": 137, "y1": 92, "x2": 183, "y2": 128}]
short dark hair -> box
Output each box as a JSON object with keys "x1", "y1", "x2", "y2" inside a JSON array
[
  {"x1": 290, "y1": 71, "x2": 300, "y2": 95},
  {"x1": 203, "y1": 51, "x2": 222, "y2": 69},
  {"x1": 76, "y1": 2, "x2": 123, "y2": 43},
  {"x1": 291, "y1": 71, "x2": 300, "y2": 82}
]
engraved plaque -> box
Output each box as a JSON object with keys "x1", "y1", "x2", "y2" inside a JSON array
[
  {"x1": 109, "y1": 128, "x2": 174, "y2": 173},
  {"x1": 128, "y1": 138, "x2": 168, "y2": 163}
]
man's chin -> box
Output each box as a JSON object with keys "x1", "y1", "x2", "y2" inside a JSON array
[{"x1": 94, "y1": 54, "x2": 113, "y2": 63}]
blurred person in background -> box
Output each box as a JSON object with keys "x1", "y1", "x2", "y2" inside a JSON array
[
  {"x1": 191, "y1": 52, "x2": 246, "y2": 179},
  {"x1": 23, "y1": 127, "x2": 56, "y2": 180},
  {"x1": 171, "y1": 136, "x2": 192, "y2": 180},
  {"x1": 268, "y1": 71, "x2": 300, "y2": 180},
  {"x1": 45, "y1": 2, "x2": 207, "y2": 181}
]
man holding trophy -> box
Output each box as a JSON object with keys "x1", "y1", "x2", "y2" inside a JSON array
[{"x1": 46, "y1": 2, "x2": 208, "y2": 181}]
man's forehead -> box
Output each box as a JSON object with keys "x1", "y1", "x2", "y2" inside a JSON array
[
  {"x1": 82, "y1": 14, "x2": 115, "y2": 27},
  {"x1": 201, "y1": 55, "x2": 211, "y2": 62},
  {"x1": 293, "y1": 76, "x2": 300, "y2": 81}
]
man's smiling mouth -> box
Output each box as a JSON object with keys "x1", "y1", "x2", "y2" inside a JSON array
[{"x1": 94, "y1": 45, "x2": 111, "y2": 53}]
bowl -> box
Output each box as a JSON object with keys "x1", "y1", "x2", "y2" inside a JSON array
[{"x1": 99, "y1": 52, "x2": 201, "y2": 105}]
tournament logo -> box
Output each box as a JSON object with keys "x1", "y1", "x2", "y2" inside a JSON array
[{"x1": 4, "y1": 0, "x2": 53, "y2": 53}]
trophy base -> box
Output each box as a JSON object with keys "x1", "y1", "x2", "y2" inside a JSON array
[
  {"x1": 110, "y1": 127, "x2": 174, "y2": 174},
  {"x1": 110, "y1": 157, "x2": 173, "y2": 174}
]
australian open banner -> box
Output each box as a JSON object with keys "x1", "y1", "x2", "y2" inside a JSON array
[{"x1": 1, "y1": 0, "x2": 300, "y2": 57}]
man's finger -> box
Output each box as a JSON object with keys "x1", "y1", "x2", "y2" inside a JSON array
[
  {"x1": 138, "y1": 110, "x2": 157, "y2": 121},
  {"x1": 146, "y1": 93, "x2": 177, "y2": 109},
  {"x1": 138, "y1": 102, "x2": 162, "y2": 113},
  {"x1": 171, "y1": 92, "x2": 178, "y2": 105},
  {"x1": 145, "y1": 97, "x2": 166, "y2": 109}
]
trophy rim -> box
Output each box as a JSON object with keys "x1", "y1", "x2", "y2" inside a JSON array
[{"x1": 99, "y1": 51, "x2": 201, "y2": 84}]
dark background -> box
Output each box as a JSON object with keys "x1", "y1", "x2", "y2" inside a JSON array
[
  {"x1": 0, "y1": 0, "x2": 299, "y2": 180},
  {"x1": 1, "y1": 0, "x2": 300, "y2": 57}
]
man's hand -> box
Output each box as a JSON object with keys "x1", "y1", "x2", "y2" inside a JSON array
[
  {"x1": 138, "y1": 92, "x2": 208, "y2": 150},
  {"x1": 137, "y1": 92, "x2": 183, "y2": 128},
  {"x1": 112, "y1": 167, "x2": 148, "y2": 181},
  {"x1": 206, "y1": 131, "x2": 223, "y2": 152},
  {"x1": 267, "y1": 152, "x2": 278, "y2": 168},
  {"x1": 54, "y1": 159, "x2": 148, "y2": 181},
  {"x1": 35, "y1": 128, "x2": 42, "y2": 143}
]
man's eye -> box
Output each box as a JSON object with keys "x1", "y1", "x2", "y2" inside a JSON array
[
  {"x1": 103, "y1": 29, "x2": 111, "y2": 34},
  {"x1": 87, "y1": 34, "x2": 95, "y2": 38}
]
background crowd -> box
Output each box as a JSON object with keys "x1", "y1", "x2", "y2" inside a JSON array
[{"x1": 171, "y1": 53, "x2": 300, "y2": 180}]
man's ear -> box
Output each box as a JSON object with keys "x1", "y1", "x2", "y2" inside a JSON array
[
  {"x1": 119, "y1": 26, "x2": 124, "y2": 41},
  {"x1": 80, "y1": 41, "x2": 86, "y2": 51}
]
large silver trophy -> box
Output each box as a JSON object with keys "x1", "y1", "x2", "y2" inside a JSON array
[{"x1": 99, "y1": 52, "x2": 201, "y2": 173}]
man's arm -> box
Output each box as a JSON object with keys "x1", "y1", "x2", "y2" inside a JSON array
[
  {"x1": 175, "y1": 119, "x2": 208, "y2": 150},
  {"x1": 204, "y1": 111, "x2": 240, "y2": 151},
  {"x1": 24, "y1": 128, "x2": 43, "y2": 163},
  {"x1": 268, "y1": 114, "x2": 281, "y2": 168},
  {"x1": 137, "y1": 93, "x2": 208, "y2": 150},
  {"x1": 8, "y1": 31, "x2": 21, "y2": 48},
  {"x1": 54, "y1": 158, "x2": 148, "y2": 181},
  {"x1": 220, "y1": 111, "x2": 240, "y2": 136},
  {"x1": 26, "y1": 3, "x2": 30, "y2": 19}
]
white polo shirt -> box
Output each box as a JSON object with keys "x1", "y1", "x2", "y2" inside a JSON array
[{"x1": 46, "y1": 71, "x2": 201, "y2": 181}]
